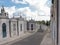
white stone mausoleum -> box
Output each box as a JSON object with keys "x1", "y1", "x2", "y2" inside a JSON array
[{"x1": 0, "y1": 6, "x2": 39, "y2": 44}]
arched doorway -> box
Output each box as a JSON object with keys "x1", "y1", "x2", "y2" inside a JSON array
[{"x1": 2, "y1": 23, "x2": 7, "y2": 38}]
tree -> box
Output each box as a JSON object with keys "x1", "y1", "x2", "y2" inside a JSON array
[
  {"x1": 41, "y1": 20, "x2": 45, "y2": 24},
  {"x1": 46, "y1": 20, "x2": 50, "y2": 26}
]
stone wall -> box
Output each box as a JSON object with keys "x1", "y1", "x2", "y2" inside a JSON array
[{"x1": 41, "y1": 24, "x2": 48, "y2": 31}]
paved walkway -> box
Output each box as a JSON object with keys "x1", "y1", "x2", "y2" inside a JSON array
[
  {"x1": 11, "y1": 32, "x2": 45, "y2": 45},
  {"x1": 2, "y1": 31, "x2": 37, "y2": 45},
  {"x1": 40, "y1": 32, "x2": 53, "y2": 45}
]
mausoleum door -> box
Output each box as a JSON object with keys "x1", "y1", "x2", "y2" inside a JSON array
[
  {"x1": 2, "y1": 23, "x2": 7, "y2": 38},
  {"x1": 31, "y1": 24, "x2": 33, "y2": 30}
]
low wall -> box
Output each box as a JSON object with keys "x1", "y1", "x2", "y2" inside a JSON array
[
  {"x1": 0, "y1": 31, "x2": 25, "y2": 45},
  {"x1": 41, "y1": 24, "x2": 49, "y2": 31}
]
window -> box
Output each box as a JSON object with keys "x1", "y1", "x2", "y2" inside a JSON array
[
  {"x1": 13, "y1": 24, "x2": 16, "y2": 35},
  {"x1": 20, "y1": 24, "x2": 22, "y2": 31},
  {"x1": 31, "y1": 24, "x2": 33, "y2": 30},
  {"x1": 27, "y1": 22, "x2": 29, "y2": 30},
  {"x1": 13, "y1": 24, "x2": 16, "y2": 31}
]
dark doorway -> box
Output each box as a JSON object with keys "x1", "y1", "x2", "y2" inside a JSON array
[
  {"x1": 31, "y1": 24, "x2": 33, "y2": 30},
  {"x1": 2, "y1": 23, "x2": 7, "y2": 38}
]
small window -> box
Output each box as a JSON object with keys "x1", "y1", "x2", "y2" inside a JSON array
[
  {"x1": 27, "y1": 22, "x2": 29, "y2": 30},
  {"x1": 13, "y1": 24, "x2": 16, "y2": 31},
  {"x1": 13, "y1": 24, "x2": 16, "y2": 35},
  {"x1": 5, "y1": 13, "x2": 6, "y2": 16},
  {"x1": 20, "y1": 24, "x2": 22, "y2": 31}
]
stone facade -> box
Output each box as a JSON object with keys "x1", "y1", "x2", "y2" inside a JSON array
[
  {"x1": 50, "y1": 0, "x2": 58, "y2": 45},
  {"x1": 0, "y1": 6, "x2": 39, "y2": 44},
  {"x1": 27, "y1": 20, "x2": 36, "y2": 31}
]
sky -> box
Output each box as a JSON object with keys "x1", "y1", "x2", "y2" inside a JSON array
[{"x1": 0, "y1": 0, "x2": 52, "y2": 21}]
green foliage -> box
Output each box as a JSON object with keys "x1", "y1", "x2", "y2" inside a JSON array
[
  {"x1": 41, "y1": 20, "x2": 45, "y2": 24},
  {"x1": 36, "y1": 21, "x2": 41, "y2": 24},
  {"x1": 36, "y1": 20, "x2": 45, "y2": 24},
  {"x1": 36, "y1": 20, "x2": 50, "y2": 26},
  {"x1": 45, "y1": 20, "x2": 50, "y2": 26}
]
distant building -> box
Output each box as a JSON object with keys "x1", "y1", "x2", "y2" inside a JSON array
[
  {"x1": 0, "y1": 6, "x2": 39, "y2": 44},
  {"x1": 27, "y1": 19, "x2": 37, "y2": 31}
]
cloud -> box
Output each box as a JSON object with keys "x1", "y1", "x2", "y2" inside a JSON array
[
  {"x1": 24, "y1": 0, "x2": 51, "y2": 21},
  {"x1": 25, "y1": 0, "x2": 47, "y2": 6},
  {"x1": 0, "y1": 5, "x2": 50, "y2": 21},
  {"x1": 11, "y1": 0, "x2": 51, "y2": 15},
  {"x1": 4, "y1": 6, "x2": 16, "y2": 18},
  {"x1": 13, "y1": 7, "x2": 50, "y2": 21},
  {"x1": 0, "y1": 0, "x2": 51, "y2": 21},
  {"x1": 0, "y1": 7, "x2": 1, "y2": 13},
  {"x1": 45, "y1": 0, "x2": 52, "y2": 7},
  {"x1": 12, "y1": 0, "x2": 27, "y2": 4}
]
